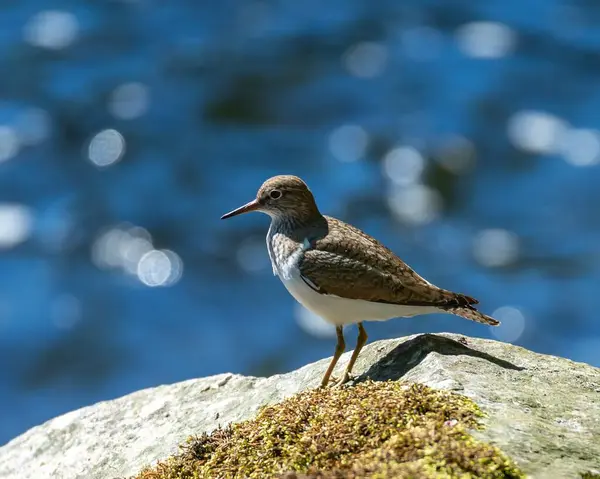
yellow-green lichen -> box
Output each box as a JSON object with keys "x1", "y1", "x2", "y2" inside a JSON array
[{"x1": 134, "y1": 380, "x2": 524, "y2": 479}]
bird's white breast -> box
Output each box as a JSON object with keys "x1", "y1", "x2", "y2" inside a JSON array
[{"x1": 273, "y1": 239, "x2": 439, "y2": 326}]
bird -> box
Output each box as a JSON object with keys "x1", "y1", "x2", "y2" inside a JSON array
[{"x1": 221, "y1": 175, "x2": 499, "y2": 388}]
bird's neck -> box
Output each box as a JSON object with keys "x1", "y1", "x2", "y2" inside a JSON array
[
  {"x1": 270, "y1": 213, "x2": 327, "y2": 243},
  {"x1": 267, "y1": 214, "x2": 327, "y2": 276}
]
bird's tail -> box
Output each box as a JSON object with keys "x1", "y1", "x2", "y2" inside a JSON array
[{"x1": 447, "y1": 306, "x2": 500, "y2": 326}]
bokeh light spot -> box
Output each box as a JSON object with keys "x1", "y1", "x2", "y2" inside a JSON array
[
  {"x1": 329, "y1": 124, "x2": 368, "y2": 162},
  {"x1": 0, "y1": 126, "x2": 20, "y2": 163},
  {"x1": 559, "y1": 128, "x2": 600, "y2": 167},
  {"x1": 120, "y1": 237, "x2": 153, "y2": 275},
  {"x1": 343, "y1": 42, "x2": 388, "y2": 78},
  {"x1": 294, "y1": 304, "x2": 336, "y2": 339},
  {"x1": 456, "y1": 22, "x2": 516, "y2": 59},
  {"x1": 387, "y1": 184, "x2": 442, "y2": 225},
  {"x1": 473, "y1": 228, "x2": 519, "y2": 268},
  {"x1": 137, "y1": 250, "x2": 173, "y2": 287},
  {"x1": 88, "y1": 129, "x2": 126, "y2": 167},
  {"x1": 24, "y1": 10, "x2": 79, "y2": 50},
  {"x1": 507, "y1": 110, "x2": 567, "y2": 154},
  {"x1": 92, "y1": 227, "x2": 131, "y2": 269},
  {"x1": 0, "y1": 204, "x2": 33, "y2": 249},
  {"x1": 161, "y1": 250, "x2": 184, "y2": 286},
  {"x1": 382, "y1": 146, "x2": 425, "y2": 186},
  {"x1": 92, "y1": 225, "x2": 183, "y2": 287},
  {"x1": 491, "y1": 306, "x2": 526, "y2": 343},
  {"x1": 434, "y1": 135, "x2": 476, "y2": 174},
  {"x1": 108, "y1": 82, "x2": 150, "y2": 120}
]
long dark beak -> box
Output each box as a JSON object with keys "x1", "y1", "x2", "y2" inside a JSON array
[{"x1": 221, "y1": 199, "x2": 261, "y2": 219}]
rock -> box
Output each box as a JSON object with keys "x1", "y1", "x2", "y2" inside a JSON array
[{"x1": 0, "y1": 333, "x2": 599, "y2": 479}]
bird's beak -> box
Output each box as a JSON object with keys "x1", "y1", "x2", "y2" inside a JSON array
[{"x1": 221, "y1": 199, "x2": 261, "y2": 219}]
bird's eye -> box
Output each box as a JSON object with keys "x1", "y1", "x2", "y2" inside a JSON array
[{"x1": 269, "y1": 189, "x2": 282, "y2": 200}]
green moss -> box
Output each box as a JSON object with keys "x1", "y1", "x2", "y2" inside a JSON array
[{"x1": 134, "y1": 381, "x2": 524, "y2": 479}]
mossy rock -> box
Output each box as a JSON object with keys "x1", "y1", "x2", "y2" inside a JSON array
[
  {"x1": 135, "y1": 381, "x2": 523, "y2": 479},
  {"x1": 4, "y1": 334, "x2": 599, "y2": 478}
]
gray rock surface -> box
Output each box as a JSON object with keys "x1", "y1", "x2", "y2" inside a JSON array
[{"x1": 0, "y1": 333, "x2": 599, "y2": 479}]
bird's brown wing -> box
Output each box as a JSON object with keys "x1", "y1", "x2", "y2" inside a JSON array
[{"x1": 298, "y1": 216, "x2": 476, "y2": 309}]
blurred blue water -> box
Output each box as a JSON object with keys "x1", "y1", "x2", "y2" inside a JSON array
[{"x1": 1, "y1": 0, "x2": 600, "y2": 446}]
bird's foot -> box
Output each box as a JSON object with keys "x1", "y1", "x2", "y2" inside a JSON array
[{"x1": 328, "y1": 372, "x2": 354, "y2": 388}]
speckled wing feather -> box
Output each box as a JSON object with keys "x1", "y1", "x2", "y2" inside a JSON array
[{"x1": 298, "y1": 216, "x2": 499, "y2": 325}]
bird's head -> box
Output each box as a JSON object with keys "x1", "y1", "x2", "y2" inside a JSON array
[{"x1": 221, "y1": 175, "x2": 320, "y2": 221}]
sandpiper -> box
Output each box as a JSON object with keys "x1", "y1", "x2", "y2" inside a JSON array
[{"x1": 221, "y1": 175, "x2": 499, "y2": 388}]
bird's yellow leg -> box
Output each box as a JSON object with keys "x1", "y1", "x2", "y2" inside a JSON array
[
  {"x1": 320, "y1": 326, "x2": 345, "y2": 388},
  {"x1": 331, "y1": 323, "x2": 368, "y2": 388}
]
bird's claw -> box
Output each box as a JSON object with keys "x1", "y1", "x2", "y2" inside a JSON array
[{"x1": 327, "y1": 372, "x2": 355, "y2": 388}]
